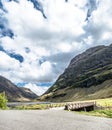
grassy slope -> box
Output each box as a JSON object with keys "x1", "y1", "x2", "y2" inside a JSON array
[
  {"x1": 40, "y1": 79, "x2": 112, "y2": 102},
  {"x1": 40, "y1": 64, "x2": 112, "y2": 102}
]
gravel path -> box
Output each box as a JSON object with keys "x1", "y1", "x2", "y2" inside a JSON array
[{"x1": 0, "y1": 110, "x2": 112, "y2": 130}]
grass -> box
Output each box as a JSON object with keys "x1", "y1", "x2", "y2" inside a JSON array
[
  {"x1": 67, "y1": 98, "x2": 112, "y2": 106},
  {"x1": 11, "y1": 103, "x2": 66, "y2": 110},
  {"x1": 76, "y1": 110, "x2": 112, "y2": 118},
  {"x1": 13, "y1": 104, "x2": 48, "y2": 110},
  {"x1": 73, "y1": 98, "x2": 112, "y2": 118},
  {"x1": 96, "y1": 98, "x2": 112, "y2": 107}
]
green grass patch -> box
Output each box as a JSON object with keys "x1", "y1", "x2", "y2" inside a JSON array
[
  {"x1": 96, "y1": 98, "x2": 112, "y2": 107},
  {"x1": 76, "y1": 110, "x2": 112, "y2": 118},
  {"x1": 14, "y1": 104, "x2": 48, "y2": 110},
  {"x1": 11, "y1": 103, "x2": 66, "y2": 110}
]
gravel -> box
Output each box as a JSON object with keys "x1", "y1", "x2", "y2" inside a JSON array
[{"x1": 0, "y1": 110, "x2": 112, "y2": 130}]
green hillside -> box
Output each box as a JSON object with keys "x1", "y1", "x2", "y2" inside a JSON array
[{"x1": 41, "y1": 44, "x2": 112, "y2": 102}]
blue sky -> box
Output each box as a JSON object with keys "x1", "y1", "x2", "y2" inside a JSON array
[{"x1": 0, "y1": 0, "x2": 112, "y2": 95}]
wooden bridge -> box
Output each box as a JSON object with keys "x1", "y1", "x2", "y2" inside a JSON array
[{"x1": 65, "y1": 101, "x2": 96, "y2": 111}]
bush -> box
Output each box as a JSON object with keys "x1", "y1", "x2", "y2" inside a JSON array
[{"x1": 0, "y1": 92, "x2": 8, "y2": 110}]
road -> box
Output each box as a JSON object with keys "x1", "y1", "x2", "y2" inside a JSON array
[{"x1": 0, "y1": 109, "x2": 112, "y2": 130}]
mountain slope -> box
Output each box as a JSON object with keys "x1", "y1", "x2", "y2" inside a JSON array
[
  {"x1": 41, "y1": 44, "x2": 112, "y2": 102},
  {"x1": 0, "y1": 76, "x2": 38, "y2": 101}
]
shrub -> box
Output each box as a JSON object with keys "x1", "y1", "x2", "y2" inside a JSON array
[{"x1": 0, "y1": 92, "x2": 8, "y2": 110}]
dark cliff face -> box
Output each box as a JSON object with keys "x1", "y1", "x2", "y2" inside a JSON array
[
  {"x1": 0, "y1": 76, "x2": 38, "y2": 101},
  {"x1": 41, "y1": 44, "x2": 112, "y2": 102}
]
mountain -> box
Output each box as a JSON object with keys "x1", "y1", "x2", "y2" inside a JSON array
[
  {"x1": 41, "y1": 44, "x2": 112, "y2": 102},
  {"x1": 0, "y1": 76, "x2": 38, "y2": 101}
]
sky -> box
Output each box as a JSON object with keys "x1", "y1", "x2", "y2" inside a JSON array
[{"x1": 0, "y1": 0, "x2": 112, "y2": 96}]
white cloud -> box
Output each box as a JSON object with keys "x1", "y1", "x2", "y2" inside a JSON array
[
  {"x1": 1, "y1": 0, "x2": 87, "y2": 83},
  {"x1": 83, "y1": 0, "x2": 112, "y2": 46},
  {"x1": 24, "y1": 83, "x2": 49, "y2": 96},
  {"x1": 0, "y1": 0, "x2": 112, "y2": 95},
  {"x1": 0, "y1": 51, "x2": 20, "y2": 70}
]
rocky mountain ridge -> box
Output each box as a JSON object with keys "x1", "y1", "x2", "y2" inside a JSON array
[
  {"x1": 0, "y1": 76, "x2": 38, "y2": 101},
  {"x1": 41, "y1": 44, "x2": 112, "y2": 102}
]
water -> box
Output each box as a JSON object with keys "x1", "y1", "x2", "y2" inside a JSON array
[{"x1": 7, "y1": 102, "x2": 52, "y2": 107}]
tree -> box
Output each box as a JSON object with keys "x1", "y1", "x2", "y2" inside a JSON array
[{"x1": 0, "y1": 92, "x2": 8, "y2": 109}]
